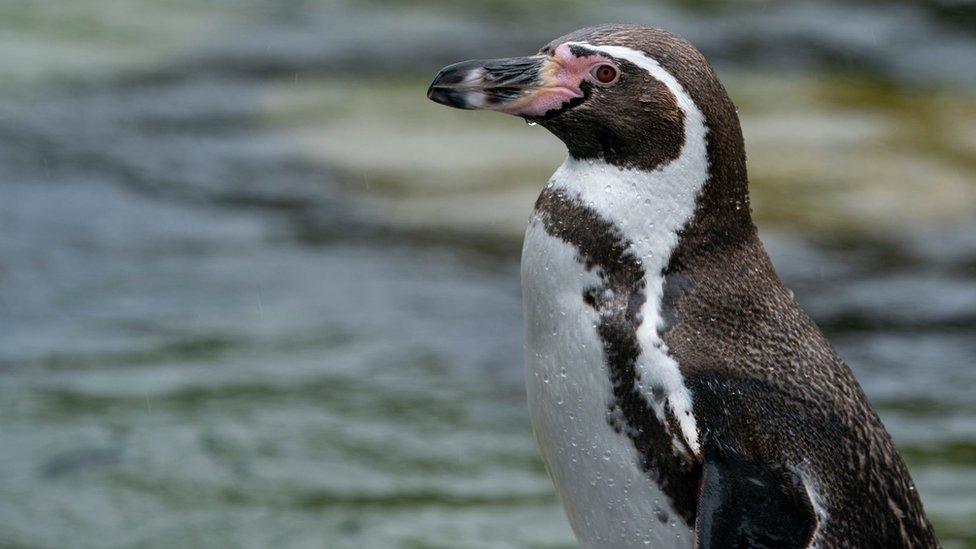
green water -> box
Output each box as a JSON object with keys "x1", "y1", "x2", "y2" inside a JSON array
[{"x1": 1, "y1": 1, "x2": 975, "y2": 547}]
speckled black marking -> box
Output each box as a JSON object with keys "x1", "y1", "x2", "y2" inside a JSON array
[
  {"x1": 660, "y1": 271, "x2": 693, "y2": 334},
  {"x1": 655, "y1": 507, "x2": 670, "y2": 524},
  {"x1": 534, "y1": 186, "x2": 699, "y2": 526}
]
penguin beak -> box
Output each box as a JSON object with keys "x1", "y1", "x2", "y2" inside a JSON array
[{"x1": 427, "y1": 55, "x2": 583, "y2": 118}]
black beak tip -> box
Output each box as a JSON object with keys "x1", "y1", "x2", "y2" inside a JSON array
[
  {"x1": 427, "y1": 66, "x2": 473, "y2": 109},
  {"x1": 427, "y1": 86, "x2": 470, "y2": 109}
]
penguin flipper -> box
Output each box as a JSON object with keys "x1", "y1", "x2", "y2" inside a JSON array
[{"x1": 695, "y1": 454, "x2": 819, "y2": 549}]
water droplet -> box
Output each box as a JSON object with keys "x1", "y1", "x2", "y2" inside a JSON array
[
  {"x1": 525, "y1": 119, "x2": 537, "y2": 126},
  {"x1": 604, "y1": 184, "x2": 611, "y2": 193},
  {"x1": 542, "y1": 373, "x2": 550, "y2": 384}
]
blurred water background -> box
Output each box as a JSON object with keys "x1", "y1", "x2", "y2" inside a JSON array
[{"x1": 1, "y1": 1, "x2": 975, "y2": 547}]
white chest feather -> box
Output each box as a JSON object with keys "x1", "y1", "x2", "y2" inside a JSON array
[
  {"x1": 521, "y1": 43, "x2": 709, "y2": 548},
  {"x1": 523, "y1": 219, "x2": 695, "y2": 548}
]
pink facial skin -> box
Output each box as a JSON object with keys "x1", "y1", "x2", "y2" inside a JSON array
[{"x1": 499, "y1": 43, "x2": 617, "y2": 117}]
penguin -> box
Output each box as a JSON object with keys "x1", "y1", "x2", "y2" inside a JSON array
[{"x1": 427, "y1": 24, "x2": 938, "y2": 548}]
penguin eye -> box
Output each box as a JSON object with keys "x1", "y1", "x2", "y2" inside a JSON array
[{"x1": 591, "y1": 64, "x2": 618, "y2": 84}]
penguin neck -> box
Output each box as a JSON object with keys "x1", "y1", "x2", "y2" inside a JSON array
[
  {"x1": 673, "y1": 92, "x2": 756, "y2": 261},
  {"x1": 547, "y1": 123, "x2": 754, "y2": 280},
  {"x1": 551, "y1": 41, "x2": 756, "y2": 269},
  {"x1": 662, "y1": 51, "x2": 757, "y2": 260}
]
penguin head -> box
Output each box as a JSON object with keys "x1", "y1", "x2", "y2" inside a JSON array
[{"x1": 427, "y1": 24, "x2": 735, "y2": 172}]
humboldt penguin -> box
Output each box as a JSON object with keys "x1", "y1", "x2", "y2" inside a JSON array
[{"x1": 427, "y1": 24, "x2": 937, "y2": 548}]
